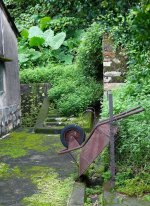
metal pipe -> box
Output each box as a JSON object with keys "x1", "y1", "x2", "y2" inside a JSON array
[
  {"x1": 96, "y1": 106, "x2": 141, "y2": 125},
  {"x1": 96, "y1": 108, "x2": 144, "y2": 127}
]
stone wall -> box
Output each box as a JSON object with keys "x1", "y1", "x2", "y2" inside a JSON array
[
  {"x1": 102, "y1": 33, "x2": 128, "y2": 87},
  {"x1": 20, "y1": 83, "x2": 50, "y2": 127},
  {"x1": 0, "y1": 7, "x2": 20, "y2": 137},
  {"x1": 0, "y1": 105, "x2": 21, "y2": 136}
]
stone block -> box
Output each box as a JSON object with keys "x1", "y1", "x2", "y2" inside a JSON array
[
  {"x1": 8, "y1": 123, "x2": 13, "y2": 131},
  {"x1": 103, "y1": 61, "x2": 112, "y2": 67},
  {"x1": 112, "y1": 58, "x2": 121, "y2": 64},
  {"x1": 104, "y1": 77, "x2": 112, "y2": 83},
  {"x1": 104, "y1": 51, "x2": 115, "y2": 58},
  {"x1": 104, "y1": 71, "x2": 122, "y2": 77}
]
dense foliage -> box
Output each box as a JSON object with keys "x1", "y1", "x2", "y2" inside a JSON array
[
  {"x1": 19, "y1": 21, "x2": 66, "y2": 69},
  {"x1": 20, "y1": 64, "x2": 102, "y2": 116},
  {"x1": 77, "y1": 23, "x2": 103, "y2": 80},
  {"x1": 99, "y1": 2, "x2": 150, "y2": 196}
]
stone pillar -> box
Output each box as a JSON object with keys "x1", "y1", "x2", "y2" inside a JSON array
[
  {"x1": 20, "y1": 83, "x2": 50, "y2": 127},
  {"x1": 102, "y1": 33, "x2": 128, "y2": 90}
]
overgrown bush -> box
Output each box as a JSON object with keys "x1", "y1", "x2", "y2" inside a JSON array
[
  {"x1": 19, "y1": 22, "x2": 104, "y2": 116},
  {"x1": 49, "y1": 17, "x2": 86, "y2": 35},
  {"x1": 100, "y1": 86, "x2": 150, "y2": 196},
  {"x1": 102, "y1": 88, "x2": 150, "y2": 167},
  {"x1": 20, "y1": 64, "x2": 103, "y2": 116},
  {"x1": 116, "y1": 169, "x2": 150, "y2": 196},
  {"x1": 77, "y1": 23, "x2": 103, "y2": 80}
]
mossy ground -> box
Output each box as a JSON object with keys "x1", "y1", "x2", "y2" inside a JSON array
[
  {"x1": 0, "y1": 129, "x2": 58, "y2": 158},
  {"x1": 0, "y1": 129, "x2": 76, "y2": 206}
]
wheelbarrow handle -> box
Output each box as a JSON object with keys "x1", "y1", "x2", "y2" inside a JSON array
[
  {"x1": 81, "y1": 107, "x2": 144, "y2": 149},
  {"x1": 110, "y1": 106, "x2": 141, "y2": 119},
  {"x1": 98, "y1": 106, "x2": 141, "y2": 125},
  {"x1": 96, "y1": 107, "x2": 144, "y2": 127}
]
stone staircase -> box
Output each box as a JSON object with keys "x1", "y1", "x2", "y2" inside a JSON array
[
  {"x1": 34, "y1": 109, "x2": 69, "y2": 134},
  {"x1": 34, "y1": 99, "x2": 93, "y2": 135}
]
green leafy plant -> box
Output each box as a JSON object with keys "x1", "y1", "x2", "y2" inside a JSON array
[
  {"x1": 20, "y1": 25, "x2": 66, "y2": 49},
  {"x1": 77, "y1": 23, "x2": 103, "y2": 80},
  {"x1": 18, "y1": 22, "x2": 66, "y2": 69},
  {"x1": 116, "y1": 172, "x2": 150, "y2": 196},
  {"x1": 39, "y1": 16, "x2": 51, "y2": 30}
]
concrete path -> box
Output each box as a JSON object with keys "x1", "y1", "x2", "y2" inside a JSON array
[{"x1": 0, "y1": 128, "x2": 78, "y2": 206}]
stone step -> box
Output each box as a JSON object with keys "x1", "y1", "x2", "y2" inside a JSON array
[
  {"x1": 48, "y1": 110, "x2": 60, "y2": 115},
  {"x1": 35, "y1": 125, "x2": 90, "y2": 134},
  {"x1": 44, "y1": 122, "x2": 66, "y2": 127},
  {"x1": 47, "y1": 111, "x2": 61, "y2": 117},
  {"x1": 47, "y1": 125, "x2": 64, "y2": 129},
  {"x1": 35, "y1": 105, "x2": 92, "y2": 135},
  {"x1": 46, "y1": 117, "x2": 75, "y2": 123},
  {"x1": 67, "y1": 182, "x2": 85, "y2": 206},
  {"x1": 47, "y1": 114, "x2": 60, "y2": 118},
  {"x1": 34, "y1": 126, "x2": 63, "y2": 134}
]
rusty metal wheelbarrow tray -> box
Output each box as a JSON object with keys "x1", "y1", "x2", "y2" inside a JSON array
[{"x1": 79, "y1": 123, "x2": 118, "y2": 176}]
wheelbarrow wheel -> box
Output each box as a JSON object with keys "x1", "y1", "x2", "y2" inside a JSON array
[{"x1": 60, "y1": 124, "x2": 85, "y2": 148}]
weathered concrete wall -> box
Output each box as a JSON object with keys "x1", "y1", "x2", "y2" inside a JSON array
[
  {"x1": 0, "y1": 7, "x2": 20, "y2": 136},
  {"x1": 102, "y1": 33, "x2": 128, "y2": 85},
  {"x1": 20, "y1": 83, "x2": 50, "y2": 127}
]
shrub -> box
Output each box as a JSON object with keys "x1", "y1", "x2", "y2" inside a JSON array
[
  {"x1": 20, "y1": 64, "x2": 103, "y2": 116},
  {"x1": 49, "y1": 17, "x2": 86, "y2": 35},
  {"x1": 101, "y1": 88, "x2": 150, "y2": 169},
  {"x1": 100, "y1": 3, "x2": 150, "y2": 181},
  {"x1": 116, "y1": 171, "x2": 150, "y2": 196},
  {"x1": 48, "y1": 65, "x2": 103, "y2": 116},
  {"x1": 77, "y1": 23, "x2": 103, "y2": 80}
]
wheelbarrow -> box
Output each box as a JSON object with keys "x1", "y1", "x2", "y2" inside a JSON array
[{"x1": 59, "y1": 106, "x2": 144, "y2": 176}]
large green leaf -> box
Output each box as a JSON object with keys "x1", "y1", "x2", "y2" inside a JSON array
[
  {"x1": 21, "y1": 29, "x2": 29, "y2": 39},
  {"x1": 63, "y1": 54, "x2": 74, "y2": 64},
  {"x1": 44, "y1": 29, "x2": 54, "y2": 47},
  {"x1": 30, "y1": 49, "x2": 42, "y2": 61},
  {"x1": 28, "y1": 26, "x2": 44, "y2": 39},
  {"x1": 29, "y1": 37, "x2": 45, "y2": 47},
  {"x1": 40, "y1": 17, "x2": 51, "y2": 30},
  {"x1": 18, "y1": 53, "x2": 29, "y2": 63},
  {"x1": 50, "y1": 32, "x2": 66, "y2": 50},
  {"x1": 58, "y1": 52, "x2": 73, "y2": 64}
]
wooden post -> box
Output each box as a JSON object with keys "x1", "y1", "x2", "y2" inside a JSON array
[{"x1": 108, "y1": 92, "x2": 115, "y2": 188}]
